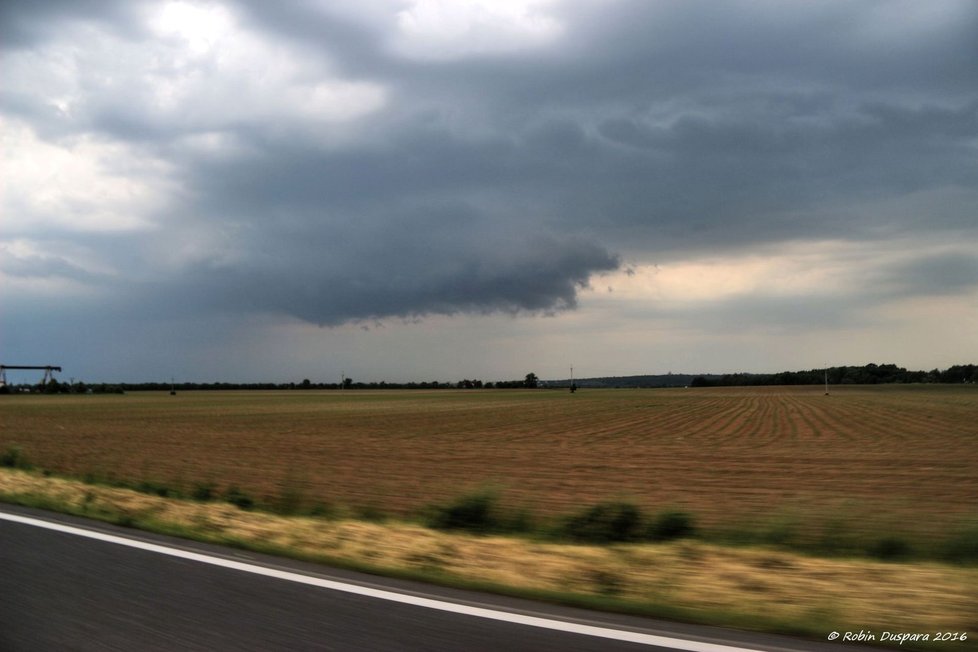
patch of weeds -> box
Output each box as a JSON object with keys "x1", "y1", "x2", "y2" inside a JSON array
[
  {"x1": 940, "y1": 523, "x2": 978, "y2": 564},
  {"x1": 353, "y1": 504, "x2": 387, "y2": 522},
  {"x1": 869, "y1": 536, "x2": 913, "y2": 561},
  {"x1": 190, "y1": 512, "x2": 222, "y2": 532},
  {"x1": 794, "y1": 603, "x2": 841, "y2": 639},
  {"x1": 426, "y1": 489, "x2": 501, "y2": 534},
  {"x1": 225, "y1": 486, "x2": 255, "y2": 510},
  {"x1": 561, "y1": 501, "x2": 644, "y2": 543},
  {"x1": 753, "y1": 554, "x2": 797, "y2": 571},
  {"x1": 1, "y1": 445, "x2": 33, "y2": 470},
  {"x1": 308, "y1": 501, "x2": 339, "y2": 519},
  {"x1": 135, "y1": 480, "x2": 179, "y2": 498},
  {"x1": 812, "y1": 518, "x2": 860, "y2": 557},
  {"x1": 359, "y1": 547, "x2": 380, "y2": 561},
  {"x1": 270, "y1": 485, "x2": 307, "y2": 516},
  {"x1": 0, "y1": 491, "x2": 67, "y2": 512},
  {"x1": 405, "y1": 551, "x2": 446, "y2": 571},
  {"x1": 79, "y1": 470, "x2": 121, "y2": 488},
  {"x1": 499, "y1": 507, "x2": 536, "y2": 534},
  {"x1": 736, "y1": 576, "x2": 771, "y2": 593},
  {"x1": 677, "y1": 542, "x2": 706, "y2": 563},
  {"x1": 647, "y1": 510, "x2": 696, "y2": 541},
  {"x1": 588, "y1": 569, "x2": 624, "y2": 596},
  {"x1": 191, "y1": 482, "x2": 218, "y2": 502},
  {"x1": 760, "y1": 516, "x2": 799, "y2": 547},
  {"x1": 708, "y1": 524, "x2": 758, "y2": 546}
]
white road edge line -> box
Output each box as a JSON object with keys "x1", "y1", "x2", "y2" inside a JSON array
[{"x1": 1, "y1": 511, "x2": 764, "y2": 652}]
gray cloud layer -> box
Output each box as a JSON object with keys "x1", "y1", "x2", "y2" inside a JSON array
[{"x1": 3, "y1": 0, "x2": 977, "y2": 334}]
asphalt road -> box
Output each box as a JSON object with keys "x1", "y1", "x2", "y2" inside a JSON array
[{"x1": 0, "y1": 505, "x2": 865, "y2": 651}]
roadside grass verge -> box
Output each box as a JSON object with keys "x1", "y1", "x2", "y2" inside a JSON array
[{"x1": 2, "y1": 467, "x2": 976, "y2": 651}]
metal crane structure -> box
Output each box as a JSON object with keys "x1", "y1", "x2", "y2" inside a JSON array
[{"x1": 0, "y1": 365, "x2": 63, "y2": 387}]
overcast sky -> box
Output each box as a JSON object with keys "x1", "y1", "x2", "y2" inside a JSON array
[{"x1": 2, "y1": 0, "x2": 977, "y2": 383}]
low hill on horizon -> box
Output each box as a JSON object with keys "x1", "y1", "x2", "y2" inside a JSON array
[{"x1": 547, "y1": 363, "x2": 978, "y2": 388}]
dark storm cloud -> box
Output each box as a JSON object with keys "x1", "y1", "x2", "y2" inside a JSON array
[
  {"x1": 223, "y1": 0, "x2": 978, "y2": 257},
  {"x1": 160, "y1": 232, "x2": 617, "y2": 325},
  {"x1": 549, "y1": 1, "x2": 978, "y2": 98},
  {"x1": 4, "y1": 0, "x2": 977, "y2": 331},
  {"x1": 120, "y1": 192, "x2": 618, "y2": 324}
]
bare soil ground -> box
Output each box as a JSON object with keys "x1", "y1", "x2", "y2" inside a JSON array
[{"x1": 2, "y1": 385, "x2": 976, "y2": 545}]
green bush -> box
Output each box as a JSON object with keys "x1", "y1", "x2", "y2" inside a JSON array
[
  {"x1": 353, "y1": 504, "x2": 387, "y2": 522},
  {"x1": 561, "y1": 501, "x2": 644, "y2": 543},
  {"x1": 505, "y1": 508, "x2": 536, "y2": 534},
  {"x1": 270, "y1": 484, "x2": 306, "y2": 516},
  {"x1": 426, "y1": 490, "x2": 500, "y2": 533},
  {"x1": 941, "y1": 524, "x2": 978, "y2": 564},
  {"x1": 760, "y1": 516, "x2": 799, "y2": 546},
  {"x1": 307, "y1": 502, "x2": 339, "y2": 519},
  {"x1": 647, "y1": 510, "x2": 696, "y2": 541},
  {"x1": 135, "y1": 480, "x2": 178, "y2": 498},
  {"x1": 869, "y1": 536, "x2": 913, "y2": 561},
  {"x1": 225, "y1": 486, "x2": 255, "y2": 510},
  {"x1": 191, "y1": 482, "x2": 217, "y2": 502},
  {"x1": 0, "y1": 445, "x2": 33, "y2": 470}
]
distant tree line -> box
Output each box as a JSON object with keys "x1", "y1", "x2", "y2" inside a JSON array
[
  {"x1": 4, "y1": 365, "x2": 975, "y2": 394},
  {"x1": 690, "y1": 363, "x2": 978, "y2": 387},
  {"x1": 0, "y1": 372, "x2": 543, "y2": 393}
]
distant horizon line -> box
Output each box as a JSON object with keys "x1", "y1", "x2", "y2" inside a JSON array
[{"x1": 2, "y1": 362, "x2": 975, "y2": 387}]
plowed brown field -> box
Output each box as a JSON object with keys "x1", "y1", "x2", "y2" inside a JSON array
[{"x1": 3, "y1": 385, "x2": 976, "y2": 544}]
